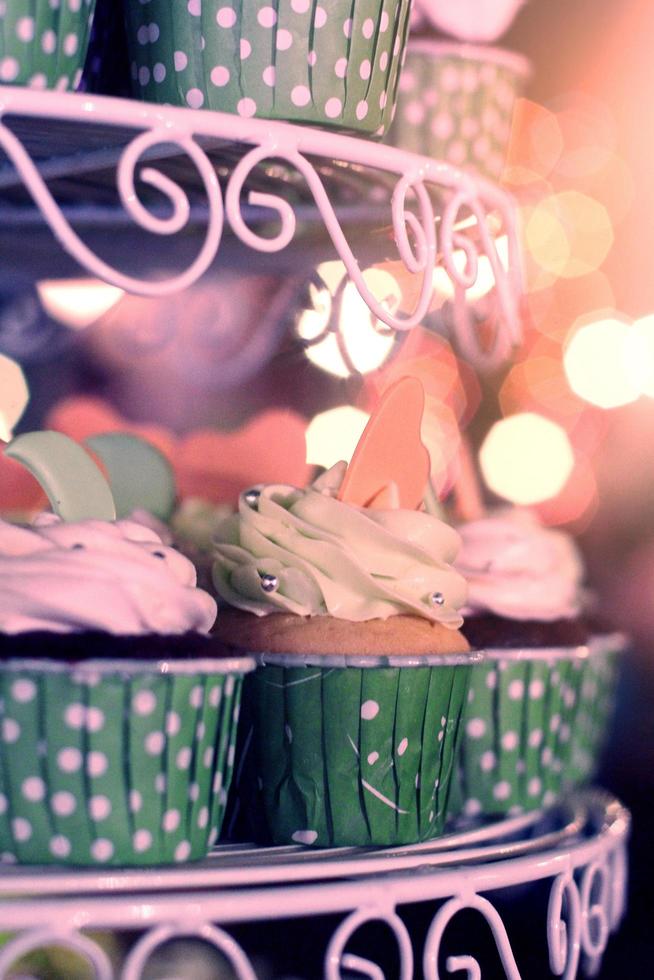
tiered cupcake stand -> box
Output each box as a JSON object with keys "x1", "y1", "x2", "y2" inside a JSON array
[
  {"x1": 0, "y1": 790, "x2": 630, "y2": 978},
  {"x1": 0, "y1": 87, "x2": 630, "y2": 978}
]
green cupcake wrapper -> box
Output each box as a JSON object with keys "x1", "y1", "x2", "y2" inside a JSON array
[
  {"x1": 0, "y1": 655, "x2": 251, "y2": 866},
  {"x1": 387, "y1": 41, "x2": 529, "y2": 179},
  {"x1": 244, "y1": 655, "x2": 472, "y2": 847},
  {"x1": 449, "y1": 640, "x2": 623, "y2": 822},
  {"x1": 124, "y1": 0, "x2": 412, "y2": 136},
  {"x1": 0, "y1": 0, "x2": 96, "y2": 91},
  {"x1": 564, "y1": 639, "x2": 621, "y2": 786}
]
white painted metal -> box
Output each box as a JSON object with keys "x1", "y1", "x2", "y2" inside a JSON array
[
  {"x1": 0, "y1": 86, "x2": 523, "y2": 368},
  {"x1": 0, "y1": 789, "x2": 630, "y2": 979}
]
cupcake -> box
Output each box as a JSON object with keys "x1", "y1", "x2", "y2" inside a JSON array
[
  {"x1": 0, "y1": 0, "x2": 96, "y2": 91},
  {"x1": 449, "y1": 509, "x2": 621, "y2": 820},
  {"x1": 212, "y1": 379, "x2": 477, "y2": 847},
  {"x1": 387, "y1": 40, "x2": 529, "y2": 180},
  {"x1": 0, "y1": 431, "x2": 254, "y2": 867},
  {"x1": 123, "y1": 0, "x2": 412, "y2": 137}
]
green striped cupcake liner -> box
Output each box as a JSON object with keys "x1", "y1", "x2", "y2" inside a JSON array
[
  {"x1": 245, "y1": 650, "x2": 475, "y2": 847},
  {"x1": 124, "y1": 0, "x2": 412, "y2": 136},
  {"x1": 0, "y1": 653, "x2": 253, "y2": 866},
  {"x1": 0, "y1": 0, "x2": 96, "y2": 91},
  {"x1": 448, "y1": 639, "x2": 624, "y2": 822},
  {"x1": 387, "y1": 40, "x2": 530, "y2": 178}
]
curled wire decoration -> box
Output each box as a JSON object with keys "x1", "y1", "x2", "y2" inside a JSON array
[
  {"x1": 0, "y1": 116, "x2": 224, "y2": 297},
  {"x1": 325, "y1": 908, "x2": 414, "y2": 980},
  {"x1": 423, "y1": 894, "x2": 522, "y2": 980},
  {"x1": 0, "y1": 926, "x2": 114, "y2": 979},
  {"x1": 0, "y1": 87, "x2": 522, "y2": 360},
  {"x1": 121, "y1": 923, "x2": 257, "y2": 980},
  {"x1": 440, "y1": 187, "x2": 522, "y2": 369},
  {"x1": 580, "y1": 860, "x2": 612, "y2": 967},
  {"x1": 609, "y1": 843, "x2": 628, "y2": 929},
  {"x1": 547, "y1": 872, "x2": 582, "y2": 980}
]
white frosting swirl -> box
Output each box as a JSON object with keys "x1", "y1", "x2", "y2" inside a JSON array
[
  {"x1": 455, "y1": 510, "x2": 585, "y2": 621},
  {"x1": 0, "y1": 514, "x2": 217, "y2": 635},
  {"x1": 212, "y1": 465, "x2": 467, "y2": 627}
]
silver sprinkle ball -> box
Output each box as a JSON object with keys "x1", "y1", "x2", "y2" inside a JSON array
[
  {"x1": 244, "y1": 488, "x2": 261, "y2": 507},
  {"x1": 429, "y1": 592, "x2": 445, "y2": 606},
  {"x1": 259, "y1": 572, "x2": 279, "y2": 593}
]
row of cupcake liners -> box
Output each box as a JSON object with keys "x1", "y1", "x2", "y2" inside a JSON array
[
  {"x1": 224, "y1": 638, "x2": 623, "y2": 849},
  {"x1": 0, "y1": 637, "x2": 622, "y2": 863},
  {"x1": 124, "y1": 0, "x2": 412, "y2": 134},
  {"x1": 0, "y1": 0, "x2": 95, "y2": 90},
  {"x1": 0, "y1": 660, "x2": 247, "y2": 866},
  {"x1": 0, "y1": 1, "x2": 528, "y2": 173}
]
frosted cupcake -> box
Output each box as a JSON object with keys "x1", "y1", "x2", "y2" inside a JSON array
[
  {"x1": 0, "y1": 432, "x2": 254, "y2": 867},
  {"x1": 212, "y1": 379, "x2": 477, "y2": 847},
  {"x1": 449, "y1": 509, "x2": 621, "y2": 820}
]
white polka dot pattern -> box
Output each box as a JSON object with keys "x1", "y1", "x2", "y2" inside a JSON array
[
  {"x1": 450, "y1": 650, "x2": 612, "y2": 821},
  {"x1": 387, "y1": 47, "x2": 525, "y2": 180},
  {"x1": 123, "y1": 0, "x2": 413, "y2": 134},
  {"x1": 0, "y1": 666, "x2": 244, "y2": 865}
]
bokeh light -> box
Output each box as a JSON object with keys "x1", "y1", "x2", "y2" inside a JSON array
[
  {"x1": 0, "y1": 353, "x2": 29, "y2": 442},
  {"x1": 431, "y1": 236, "x2": 509, "y2": 302},
  {"x1": 37, "y1": 279, "x2": 125, "y2": 330},
  {"x1": 480, "y1": 412, "x2": 575, "y2": 505},
  {"x1": 305, "y1": 406, "x2": 370, "y2": 470},
  {"x1": 524, "y1": 191, "x2": 613, "y2": 280},
  {"x1": 298, "y1": 265, "x2": 398, "y2": 378},
  {"x1": 625, "y1": 315, "x2": 654, "y2": 398},
  {"x1": 564, "y1": 315, "x2": 641, "y2": 408}
]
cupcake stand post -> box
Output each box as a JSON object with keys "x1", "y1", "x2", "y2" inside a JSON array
[{"x1": 0, "y1": 26, "x2": 630, "y2": 980}]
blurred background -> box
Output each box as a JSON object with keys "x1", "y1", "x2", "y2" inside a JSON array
[{"x1": 1, "y1": 0, "x2": 653, "y2": 975}]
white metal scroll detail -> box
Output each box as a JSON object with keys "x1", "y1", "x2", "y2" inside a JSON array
[
  {"x1": 0, "y1": 87, "x2": 523, "y2": 368},
  {"x1": 0, "y1": 798, "x2": 629, "y2": 980}
]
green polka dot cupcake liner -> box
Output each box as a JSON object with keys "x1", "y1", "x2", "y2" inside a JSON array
[
  {"x1": 564, "y1": 634, "x2": 625, "y2": 787},
  {"x1": 0, "y1": 0, "x2": 96, "y2": 91},
  {"x1": 123, "y1": 0, "x2": 412, "y2": 136},
  {"x1": 387, "y1": 40, "x2": 530, "y2": 179},
  {"x1": 0, "y1": 653, "x2": 254, "y2": 866},
  {"x1": 244, "y1": 651, "x2": 474, "y2": 848},
  {"x1": 448, "y1": 642, "x2": 622, "y2": 823}
]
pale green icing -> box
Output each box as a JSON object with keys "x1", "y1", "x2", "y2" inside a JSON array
[{"x1": 212, "y1": 466, "x2": 467, "y2": 627}]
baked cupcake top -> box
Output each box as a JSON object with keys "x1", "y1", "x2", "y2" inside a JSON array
[
  {"x1": 0, "y1": 513, "x2": 217, "y2": 636},
  {"x1": 455, "y1": 509, "x2": 585, "y2": 622},
  {"x1": 212, "y1": 461, "x2": 468, "y2": 628}
]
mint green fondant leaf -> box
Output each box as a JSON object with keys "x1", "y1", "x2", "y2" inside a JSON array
[
  {"x1": 86, "y1": 433, "x2": 176, "y2": 521},
  {"x1": 5, "y1": 431, "x2": 116, "y2": 523}
]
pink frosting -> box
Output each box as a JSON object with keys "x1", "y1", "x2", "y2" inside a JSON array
[{"x1": 455, "y1": 510, "x2": 585, "y2": 621}]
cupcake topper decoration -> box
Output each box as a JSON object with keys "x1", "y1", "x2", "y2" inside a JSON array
[
  {"x1": 338, "y1": 377, "x2": 431, "y2": 510},
  {"x1": 4, "y1": 431, "x2": 116, "y2": 522},
  {"x1": 86, "y1": 432, "x2": 176, "y2": 521}
]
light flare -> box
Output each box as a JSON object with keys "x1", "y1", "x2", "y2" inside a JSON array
[
  {"x1": 0, "y1": 353, "x2": 29, "y2": 443},
  {"x1": 298, "y1": 264, "x2": 399, "y2": 378},
  {"x1": 480, "y1": 412, "x2": 575, "y2": 506},
  {"x1": 564, "y1": 316, "x2": 641, "y2": 409},
  {"x1": 306, "y1": 406, "x2": 370, "y2": 470},
  {"x1": 37, "y1": 279, "x2": 124, "y2": 330}
]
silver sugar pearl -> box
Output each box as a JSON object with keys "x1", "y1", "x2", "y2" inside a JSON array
[
  {"x1": 259, "y1": 572, "x2": 279, "y2": 593},
  {"x1": 429, "y1": 591, "x2": 445, "y2": 606},
  {"x1": 244, "y1": 488, "x2": 261, "y2": 508}
]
